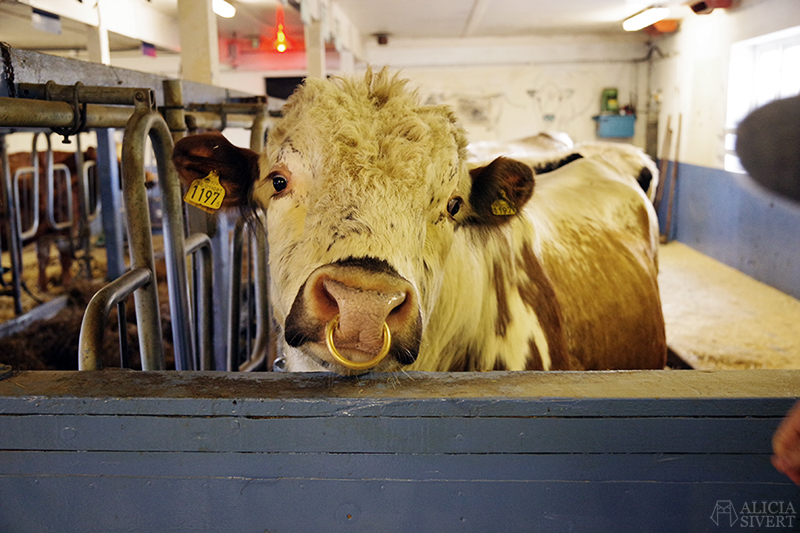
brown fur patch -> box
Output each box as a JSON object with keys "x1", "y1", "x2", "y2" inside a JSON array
[
  {"x1": 525, "y1": 338, "x2": 544, "y2": 370},
  {"x1": 492, "y1": 259, "x2": 511, "y2": 337},
  {"x1": 516, "y1": 241, "x2": 571, "y2": 370},
  {"x1": 493, "y1": 357, "x2": 508, "y2": 371}
]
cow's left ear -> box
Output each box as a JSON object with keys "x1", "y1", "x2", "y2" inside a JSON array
[
  {"x1": 465, "y1": 157, "x2": 534, "y2": 226},
  {"x1": 172, "y1": 131, "x2": 260, "y2": 209}
]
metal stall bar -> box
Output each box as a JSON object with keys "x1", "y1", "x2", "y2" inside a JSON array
[
  {"x1": 185, "y1": 233, "x2": 213, "y2": 370},
  {"x1": 163, "y1": 79, "x2": 206, "y2": 371},
  {"x1": 78, "y1": 267, "x2": 151, "y2": 370},
  {"x1": 0, "y1": 97, "x2": 133, "y2": 129},
  {"x1": 73, "y1": 134, "x2": 91, "y2": 280},
  {"x1": 241, "y1": 109, "x2": 274, "y2": 372},
  {"x1": 226, "y1": 217, "x2": 245, "y2": 372},
  {"x1": 181, "y1": 101, "x2": 276, "y2": 371},
  {"x1": 122, "y1": 88, "x2": 194, "y2": 371},
  {"x1": 238, "y1": 216, "x2": 271, "y2": 372},
  {"x1": 230, "y1": 108, "x2": 274, "y2": 372},
  {"x1": 13, "y1": 132, "x2": 51, "y2": 241},
  {"x1": 95, "y1": 128, "x2": 125, "y2": 280},
  {"x1": 82, "y1": 160, "x2": 99, "y2": 222},
  {"x1": 0, "y1": 134, "x2": 23, "y2": 315},
  {"x1": 8, "y1": 82, "x2": 194, "y2": 370},
  {"x1": 12, "y1": 166, "x2": 38, "y2": 239},
  {"x1": 46, "y1": 164, "x2": 73, "y2": 231}
]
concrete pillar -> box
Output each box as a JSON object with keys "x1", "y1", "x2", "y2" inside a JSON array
[
  {"x1": 304, "y1": 18, "x2": 326, "y2": 79},
  {"x1": 177, "y1": 0, "x2": 220, "y2": 85}
]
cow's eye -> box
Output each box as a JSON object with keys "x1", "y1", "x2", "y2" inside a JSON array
[
  {"x1": 270, "y1": 173, "x2": 288, "y2": 193},
  {"x1": 447, "y1": 197, "x2": 462, "y2": 217}
]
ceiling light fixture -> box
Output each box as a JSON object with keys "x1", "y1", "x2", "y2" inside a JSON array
[
  {"x1": 623, "y1": 5, "x2": 670, "y2": 31},
  {"x1": 213, "y1": 0, "x2": 236, "y2": 19}
]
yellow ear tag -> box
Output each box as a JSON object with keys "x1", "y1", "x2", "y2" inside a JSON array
[
  {"x1": 183, "y1": 170, "x2": 226, "y2": 213},
  {"x1": 491, "y1": 190, "x2": 517, "y2": 216}
]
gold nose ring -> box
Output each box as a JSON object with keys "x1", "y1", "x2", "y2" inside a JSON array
[{"x1": 325, "y1": 314, "x2": 392, "y2": 371}]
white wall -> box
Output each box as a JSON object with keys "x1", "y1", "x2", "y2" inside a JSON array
[
  {"x1": 392, "y1": 61, "x2": 647, "y2": 146},
  {"x1": 651, "y1": 0, "x2": 800, "y2": 168},
  {"x1": 361, "y1": 34, "x2": 650, "y2": 146}
]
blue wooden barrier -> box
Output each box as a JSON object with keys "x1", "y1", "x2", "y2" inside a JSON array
[
  {"x1": 0, "y1": 369, "x2": 798, "y2": 531},
  {"x1": 657, "y1": 162, "x2": 800, "y2": 300}
]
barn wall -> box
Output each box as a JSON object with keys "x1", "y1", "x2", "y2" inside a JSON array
[
  {"x1": 383, "y1": 60, "x2": 647, "y2": 146},
  {"x1": 652, "y1": 0, "x2": 800, "y2": 297}
]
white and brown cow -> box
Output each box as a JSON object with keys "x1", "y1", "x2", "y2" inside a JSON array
[{"x1": 173, "y1": 69, "x2": 666, "y2": 375}]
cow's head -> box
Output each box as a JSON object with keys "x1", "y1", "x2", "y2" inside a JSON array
[{"x1": 173, "y1": 69, "x2": 534, "y2": 375}]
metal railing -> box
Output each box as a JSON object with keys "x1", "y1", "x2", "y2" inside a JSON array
[{"x1": 2, "y1": 46, "x2": 277, "y2": 372}]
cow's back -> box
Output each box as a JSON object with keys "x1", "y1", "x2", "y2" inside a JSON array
[{"x1": 527, "y1": 157, "x2": 666, "y2": 369}]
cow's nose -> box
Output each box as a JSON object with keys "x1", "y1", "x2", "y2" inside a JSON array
[
  {"x1": 310, "y1": 276, "x2": 411, "y2": 357},
  {"x1": 294, "y1": 260, "x2": 420, "y2": 367}
]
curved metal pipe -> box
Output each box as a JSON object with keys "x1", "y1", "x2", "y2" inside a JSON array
[
  {"x1": 78, "y1": 267, "x2": 151, "y2": 370},
  {"x1": 185, "y1": 232, "x2": 213, "y2": 371},
  {"x1": 14, "y1": 132, "x2": 48, "y2": 240},
  {"x1": 123, "y1": 94, "x2": 195, "y2": 371},
  {"x1": 46, "y1": 163, "x2": 73, "y2": 231}
]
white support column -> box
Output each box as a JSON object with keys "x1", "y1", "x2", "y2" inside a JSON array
[
  {"x1": 305, "y1": 18, "x2": 326, "y2": 79},
  {"x1": 177, "y1": 0, "x2": 220, "y2": 85},
  {"x1": 86, "y1": 8, "x2": 111, "y2": 66}
]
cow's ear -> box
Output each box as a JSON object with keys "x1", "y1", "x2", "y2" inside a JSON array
[
  {"x1": 172, "y1": 131, "x2": 260, "y2": 209},
  {"x1": 465, "y1": 157, "x2": 534, "y2": 226}
]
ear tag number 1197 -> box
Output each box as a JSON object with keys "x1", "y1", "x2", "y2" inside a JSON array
[{"x1": 184, "y1": 170, "x2": 226, "y2": 213}]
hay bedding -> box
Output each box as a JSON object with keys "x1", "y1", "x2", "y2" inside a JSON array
[{"x1": 0, "y1": 242, "x2": 175, "y2": 371}]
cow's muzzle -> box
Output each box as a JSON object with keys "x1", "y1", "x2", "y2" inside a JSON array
[{"x1": 284, "y1": 257, "x2": 421, "y2": 373}]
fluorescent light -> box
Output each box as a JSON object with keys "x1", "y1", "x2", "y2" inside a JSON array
[
  {"x1": 623, "y1": 6, "x2": 670, "y2": 31},
  {"x1": 213, "y1": 0, "x2": 236, "y2": 18}
]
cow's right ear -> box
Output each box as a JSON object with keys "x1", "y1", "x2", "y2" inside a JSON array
[{"x1": 172, "y1": 131, "x2": 260, "y2": 209}]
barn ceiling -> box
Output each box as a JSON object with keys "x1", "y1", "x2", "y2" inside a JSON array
[{"x1": 0, "y1": 0, "x2": 681, "y2": 54}]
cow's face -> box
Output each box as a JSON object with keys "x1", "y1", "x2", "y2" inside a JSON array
[
  {"x1": 173, "y1": 70, "x2": 534, "y2": 375},
  {"x1": 257, "y1": 73, "x2": 471, "y2": 374}
]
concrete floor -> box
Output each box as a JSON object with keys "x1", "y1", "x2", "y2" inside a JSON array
[{"x1": 658, "y1": 241, "x2": 800, "y2": 370}]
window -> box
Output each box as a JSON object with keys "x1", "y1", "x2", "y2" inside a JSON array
[{"x1": 725, "y1": 26, "x2": 800, "y2": 172}]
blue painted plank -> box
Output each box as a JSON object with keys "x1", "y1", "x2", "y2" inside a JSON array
[
  {"x1": 0, "y1": 415, "x2": 785, "y2": 454},
  {"x1": 1, "y1": 460, "x2": 796, "y2": 532},
  {"x1": 0, "y1": 450, "x2": 790, "y2": 485}
]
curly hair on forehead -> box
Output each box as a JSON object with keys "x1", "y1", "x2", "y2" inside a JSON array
[{"x1": 267, "y1": 67, "x2": 469, "y2": 172}]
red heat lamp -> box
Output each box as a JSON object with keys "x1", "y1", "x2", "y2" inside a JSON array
[{"x1": 274, "y1": 4, "x2": 289, "y2": 53}]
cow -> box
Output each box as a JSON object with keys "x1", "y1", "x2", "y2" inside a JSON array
[
  {"x1": 468, "y1": 137, "x2": 659, "y2": 203},
  {"x1": 172, "y1": 69, "x2": 666, "y2": 375},
  {"x1": 466, "y1": 131, "x2": 574, "y2": 162}
]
